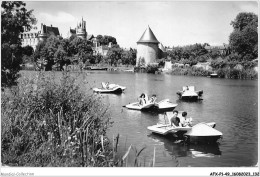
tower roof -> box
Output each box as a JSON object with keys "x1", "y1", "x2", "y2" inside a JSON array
[{"x1": 137, "y1": 26, "x2": 159, "y2": 44}]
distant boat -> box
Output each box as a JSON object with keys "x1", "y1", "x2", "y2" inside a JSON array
[
  {"x1": 176, "y1": 86, "x2": 203, "y2": 101},
  {"x1": 85, "y1": 66, "x2": 108, "y2": 70},
  {"x1": 124, "y1": 69, "x2": 134, "y2": 72},
  {"x1": 93, "y1": 82, "x2": 126, "y2": 94},
  {"x1": 209, "y1": 73, "x2": 218, "y2": 78}
]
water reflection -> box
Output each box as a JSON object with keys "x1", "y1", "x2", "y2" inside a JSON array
[{"x1": 148, "y1": 133, "x2": 221, "y2": 158}]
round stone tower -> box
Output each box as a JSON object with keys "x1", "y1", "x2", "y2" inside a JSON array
[{"x1": 136, "y1": 26, "x2": 159, "y2": 66}]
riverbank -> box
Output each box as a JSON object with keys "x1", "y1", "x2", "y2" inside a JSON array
[{"x1": 168, "y1": 66, "x2": 258, "y2": 80}]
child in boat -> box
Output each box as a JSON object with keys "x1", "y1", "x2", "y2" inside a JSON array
[
  {"x1": 180, "y1": 111, "x2": 192, "y2": 127},
  {"x1": 170, "y1": 110, "x2": 181, "y2": 128},
  {"x1": 149, "y1": 94, "x2": 157, "y2": 104}
]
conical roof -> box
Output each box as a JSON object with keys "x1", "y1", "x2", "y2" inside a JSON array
[
  {"x1": 159, "y1": 43, "x2": 166, "y2": 52},
  {"x1": 137, "y1": 26, "x2": 159, "y2": 44}
]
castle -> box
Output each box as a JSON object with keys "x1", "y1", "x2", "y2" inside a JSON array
[
  {"x1": 20, "y1": 17, "x2": 119, "y2": 57},
  {"x1": 20, "y1": 24, "x2": 60, "y2": 50}
]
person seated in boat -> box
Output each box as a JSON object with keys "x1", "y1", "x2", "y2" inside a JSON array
[
  {"x1": 139, "y1": 93, "x2": 147, "y2": 106},
  {"x1": 184, "y1": 86, "x2": 189, "y2": 91},
  {"x1": 149, "y1": 94, "x2": 157, "y2": 104},
  {"x1": 105, "y1": 82, "x2": 110, "y2": 89},
  {"x1": 180, "y1": 111, "x2": 192, "y2": 127},
  {"x1": 170, "y1": 110, "x2": 181, "y2": 128}
]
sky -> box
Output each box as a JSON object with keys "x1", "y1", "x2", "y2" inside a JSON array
[{"x1": 25, "y1": 1, "x2": 258, "y2": 48}]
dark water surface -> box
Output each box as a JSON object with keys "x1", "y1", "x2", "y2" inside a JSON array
[{"x1": 22, "y1": 71, "x2": 258, "y2": 167}]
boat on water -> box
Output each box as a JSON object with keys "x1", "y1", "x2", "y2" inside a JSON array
[
  {"x1": 176, "y1": 86, "x2": 203, "y2": 100},
  {"x1": 85, "y1": 66, "x2": 108, "y2": 70},
  {"x1": 124, "y1": 99, "x2": 178, "y2": 112},
  {"x1": 147, "y1": 112, "x2": 222, "y2": 143},
  {"x1": 209, "y1": 73, "x2": 218, "y2": 78},
  {"x1": 93, "y1": 82, "x2": 126, "y2": 93}
]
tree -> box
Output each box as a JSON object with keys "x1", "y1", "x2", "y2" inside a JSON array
[
  {"x1": 96, "y1": 35, "x2": 117, "y2": 46},
  {"x1": 1, "y1": 1, "x2": 36, "y2": 87},
  {"x1": 229, "y1": 12, "x2": 258, "y2": 59},
  {"x1": 22, "y1": 45, "x2": 34, "y2": 56},
  {"x1": 107, "y1": 45, "x2": 122, "y2": 66},
  {"x1": 121, "y1": 48, "x2": 136, "y2": 66}
]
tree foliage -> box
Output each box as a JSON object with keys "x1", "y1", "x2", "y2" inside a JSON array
[
  {"x1": 96, "y1": 35, "x2": 117, "y2": 46},
  {"x1": 1, "y1": 1, "x2": 36, "y2": 87},
  {"x1": 229, "y1": 12, "x2": 258, "y2": 59},
  {"x1": 107, "y1": 45, "x2": 122, "y2": 66}
]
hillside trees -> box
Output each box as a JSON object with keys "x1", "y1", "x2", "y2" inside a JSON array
[{"x1": 1, "y1": 1, "x2": 36, "y2": 87}]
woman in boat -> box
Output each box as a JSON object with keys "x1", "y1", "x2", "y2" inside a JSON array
[
  {"x1": 170, "y1": 110, "x2": 181, "y2": 128},
  {"x1": 139, "y1": 93, "x2": 146, "y2": 106},
  {"x1": 180, "y1": 111, "x2": 192, "y2": 127}
]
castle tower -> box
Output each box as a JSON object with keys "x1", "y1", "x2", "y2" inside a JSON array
[
  {"x1": 136, "y1": 26, "x2": 159, "y2": 66},
  {"x1": 38, "y1": 23, "x2": 47, "y2": 41},
  {"x1": 76, "y1": 17, "x2": 87, "y2": 39}
]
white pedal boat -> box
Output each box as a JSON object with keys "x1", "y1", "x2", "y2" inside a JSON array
[
  {"x1": 147, "y1": 111, "x2": 222, "y2": 143},
  {"x1": 176, "y1": 86, "x2": 203, "y2": 100},
  {"x1": 147, "y1": 122, "x2": 216, "y2": 136},
  {"x1": 93, "y1": 83, "x2": 126, "y2": 93},
  {"x1": 184, "y1": 123, "x2": 222, "y2": 143},
  {"x1": 124, "y1": 99, "x2": 178, "y2": 111}
]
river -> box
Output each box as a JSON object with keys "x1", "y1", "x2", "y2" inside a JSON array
[{"x1": 21, "y1": 70, "x2": 258, "y2": 167}]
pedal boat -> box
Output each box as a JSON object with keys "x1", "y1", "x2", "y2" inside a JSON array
[
  {"x1": 176, "y1": 86, "x2": 203, "y2": 100},
  {"x1": 125, "y1": 99, "x2": 178, "y2": 112},
  {"x1": 93, "y1": 83, "x2": 126, "y2": 93}
]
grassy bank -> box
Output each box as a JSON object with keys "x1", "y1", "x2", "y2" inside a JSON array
[{"x1": 170, "y1": 66, "x2": 258, "y2": 80}]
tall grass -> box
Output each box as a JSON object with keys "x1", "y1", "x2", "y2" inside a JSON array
[{"x1": 1, "y1": 71, "x2": 118, "y2": 166}]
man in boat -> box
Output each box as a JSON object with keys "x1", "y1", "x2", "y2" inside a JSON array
[
  {"x1": 180, "y1": 111, "x2": 192, "y2": 127},
  {"x1": 170, "y1": 110, "x2": 181, "y2": 128}
]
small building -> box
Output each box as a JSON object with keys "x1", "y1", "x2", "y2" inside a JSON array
[
  {"x1": 193, "y1": 62, "x2": 212, "y2": 71},
  {"x1": 234, "y1": 64, "x2": 243, "y2": 70},
  {"x1": 136, "y1": 26, "x2": 159, "y2": 66},
  {"x1": 162, "y1": 61, "x2": 173, "y2": 71}
]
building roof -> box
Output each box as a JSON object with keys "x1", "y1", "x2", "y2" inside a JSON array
[
  {"x1": 159, "y1": 43, "x2": 166, "y2": 52},
  {"x1": 87, "y1": 34, "x2": 94, "y2": 40},
  {"x1": 70, "y1": 28, "x2": 76, "y2": 34},
  {"x1": 41, "y1": 24, "x2": 60, "y2": 36},
  {"x1": 137, "y1": 26, "x2": 159, "y2": 44}
]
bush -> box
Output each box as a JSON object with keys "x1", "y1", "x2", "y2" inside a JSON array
[
  {"x1": 171, "y1": 66, "x2": 211, "y2": 76},
  {"x1": 146, "y1": 64, "x2": 159, "y2": 74},
  {"x1": 1, "y1": 71, "x2": 116, "y2": 166},
  {"x1": 216, "y1": 68, "x2": 257, "y2": 79}
]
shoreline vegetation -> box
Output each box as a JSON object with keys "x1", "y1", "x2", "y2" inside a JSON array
[
  {"x1": 20, "y1": 63, "x2": 258, "y2": 80},
  {"x1": 1, "y1": 71, "x2": 162, "y2": 167}
]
